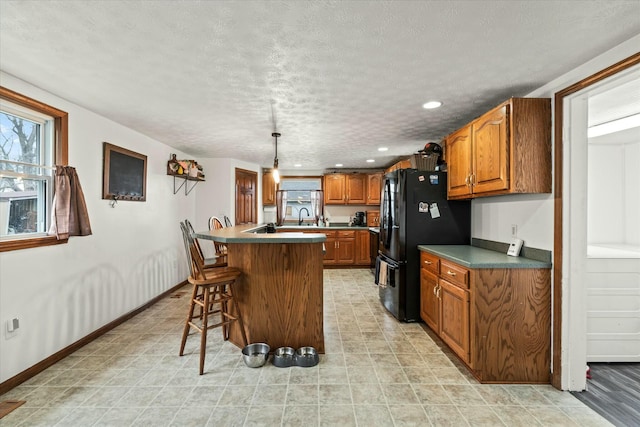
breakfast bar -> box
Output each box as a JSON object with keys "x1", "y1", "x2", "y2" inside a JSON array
[{"x1": 194, "y1": 225, "x2": 326, "y2": 353}]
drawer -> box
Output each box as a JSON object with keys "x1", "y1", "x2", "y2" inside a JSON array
[
  {"x1": 323, "y1": 231, "x2": 337, "y2": 238},
  {"x1": 337, "y1": 230, "x2": 355, "y2": 238},
  {"x1": 420, "y1": 252, "x2": 440, "y2": 274},
  {"x1": 440, "y1": 260, "x2": 469, "y2": 289}
]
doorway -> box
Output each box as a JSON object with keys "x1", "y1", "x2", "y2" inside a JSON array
[
  {"x1": 235, "y1": 168, "x2": 257, "y2": 225},
  {"x1": 554, "y1": 54, "x2": 640, "y2": 391}
]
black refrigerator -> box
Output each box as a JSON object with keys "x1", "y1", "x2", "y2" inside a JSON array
[{"x1": 376, "y1": 169, "x2": 470, "y2": 322}]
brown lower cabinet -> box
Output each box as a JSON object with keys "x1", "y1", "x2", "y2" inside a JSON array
[
  {"x1": 420, "y1": 250, "x2": 551, "y2": 383},
  {"x1": 279, "y1": 228, "x2": 370, "y2": 266}
]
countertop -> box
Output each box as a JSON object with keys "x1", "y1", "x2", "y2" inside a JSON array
[
  {"x1": 277, "y1": 224, "x2": 369, "y2": 231},
  {"x1": 194, "y1": 224, "x2": 327, "y2": 243},
  {"x1": 418, "y1": 245, "x2": 552, "y2": 269}
]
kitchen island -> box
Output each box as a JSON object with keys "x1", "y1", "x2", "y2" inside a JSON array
[{"x1": 194, "y1": 224, "x2": 326, "y2": 353}]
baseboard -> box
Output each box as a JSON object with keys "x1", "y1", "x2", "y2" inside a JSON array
[{"x1": 0, "y1": 280, "x2": 187, "y2": 396}]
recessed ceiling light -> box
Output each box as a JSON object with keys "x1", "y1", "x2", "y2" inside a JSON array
[
  {"x1": 366, "y1": 159, "x2": 375, "y2": 163},
  {"x1": 294, "y1": 163, "x2": 302, "y2": 168},
  {"x1": 335, "y1": 163, "x2": 343, "y2": 167},
  {"x1": 378, "y1": 147, "x2": 388, "y2": 152},
  {"x1": 422, "y1": 101, "x2": 442, "y2": 109}
]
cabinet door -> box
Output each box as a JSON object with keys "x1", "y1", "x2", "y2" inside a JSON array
[
  {"x1": 366, "y1": 173, "x2": 383, "y2": 205},
  {"x1": 324, "y1": 174, "x2": 345, "y2": 204},
  {"x1": 439, "y1": 279, "x2": 470, "y2": 363},
  {"x1": 446, "y1": 125, "x2": 473, "y2": 199},
  {"x1": 262, "y1": 172, "x2": 277, "y2": 206},
  {"x1": 420, "y1": 269, "x2": 440, "y2": 332},
  {"x1": 346, "y1": 174, "x2": 367, "y2": 204},
  {"x1": 355, "y1": 230, "x2": 370, "y2": 265},
  {"x1": 323, "y1": 237, "x2": 337, "y2": 264},
  {"x1": 366, "y1": 210, "x2": 380, "y2": 227},
  {"x1": 472, "y1": 104, "x2": 509, "y2": 194},
  {"x1": 336, "y1": 238, "x2": 356, "y2": 264}
]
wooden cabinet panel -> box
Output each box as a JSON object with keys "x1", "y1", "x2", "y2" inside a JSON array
[
  {"x1": 385, "y1": 159, "x2": 412, "y2": 174},
  {"x1": 446, "y1": 125, "x2": 473, "y2": 198},
  {"x1": 366, "y1": 173, "x2": 383, "y2": 205},
  {"x1": 324, "y1": 174, "x2": 346, "y2": 204},
  {"x1": 420, "y1": 269, "x2": 440, "y2": 333},
  {"x1": 346, "y1": 174, "x2": 367, "y2": 204},
  {"x1": 440, "y1": 260, "x2": 469, "y2": 289},
  {"x1": 355, "y1": 230, "x2": 370, "y2": 265},
  {"x1": 472, "y1": 104, "x2": 509, "y2": 194},
  {"x1": 323, "y1": 232, "x2": 337, "y2": 264},
  {"x1": 323, "y1": 173, "x2": 367, "y2": 205},
  {"x1": 336, "y1": 236, "x2": 355, "y2": 264},
  {"x1": 439, "y1": 278, "x2": 470, "y2": 363},
  {"x1": 366, "y1": 210, "x2": 380, "y2": 227},
  {"x1": 262, "y1": 172, "x2": 277, "y2": 206},
  {"x1": 418, "y1": 250, "x2": 551, "y2": 383},
  {"x1": 420, "y1": 251, "x2": 440, "y2": 275},
  {"x1": 473, "y1": 268, "x2": 551, "y2": 383},
  {"x1": 446, "y1": 98, "x2": 551, "y2": 200}
]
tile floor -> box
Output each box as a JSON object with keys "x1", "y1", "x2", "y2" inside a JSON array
[{"x1": 1, "y1": 269, "x2": 612, "y2": 426}]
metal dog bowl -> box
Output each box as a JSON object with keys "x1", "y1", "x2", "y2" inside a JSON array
[
  {"x1": 272, "y1": 346, "x2": 295, "y2": 368},
  {"x1": 242, "y1": 343, "x2": 270, "y2": 368},
  {"x1": 294, "y1": 346, "x2": 319, "y2": 368}
]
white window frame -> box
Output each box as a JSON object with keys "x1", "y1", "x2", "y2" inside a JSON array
[
  {"x1": 1, "y1": 101, "x2": 55, "y2": 240},
  {"x1": 279, "y1": 177, "x2": 322, "y2": 223},
  {"x1": 0, "y1": 86, "x2": 68, "y2": 252}
]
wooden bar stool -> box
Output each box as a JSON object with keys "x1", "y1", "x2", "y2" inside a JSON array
[{"x1": 179, "y1": 225, "x2": 247, "y2": 374}]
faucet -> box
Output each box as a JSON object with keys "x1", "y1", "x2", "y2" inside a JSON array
[{"x1": 298, "y1": 207, "x2": 310, "y2": 225}]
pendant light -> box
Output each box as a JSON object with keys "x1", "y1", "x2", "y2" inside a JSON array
[{"x1": 272, "y1": 132, "x2": 281, "y2": 184}]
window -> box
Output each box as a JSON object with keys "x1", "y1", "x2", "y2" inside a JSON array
[
  {"x1": 0, "y1": 86, "x2": 68, "y2": 252},
  {"x1": 279, "y1": 177, "x2": 322, "y2": 223}
]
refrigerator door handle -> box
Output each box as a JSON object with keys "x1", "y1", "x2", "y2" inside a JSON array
[{"x1": 384, "y1": 179, "x2": 392, "y2": 249}]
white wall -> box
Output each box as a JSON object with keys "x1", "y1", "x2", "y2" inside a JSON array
[
  {"x1": 0, "y1": 72, "x2": 197, "y2": 383},
  {"x1": 194, "y1": 158, "x2": 262, "y2": 232},
  {"x1": 471, "y1": 34, "x2": 640, "y2": 251},
  {"x1": 472, "y1": 194, "x2": 554, "y2": 249},
  {"x1": 587, "y1": 127, "x2": 640, "y2": 246}
]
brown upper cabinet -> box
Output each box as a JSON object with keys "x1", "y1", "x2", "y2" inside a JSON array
[
  {"x1": 446, "y1": 98, "x2": 551, "y2": 200},
  {"x1": 385, "y1": 158, "x2": 411, "y2": 174},
  {"x1": 324, "y1": 173, "x2": 367, "y2": 205},
  {"x1": 262, "y1": 171, "x2": 277, "y2": 206},
  {"x1": 366, "y1": 172, "x2": 383, "y2": 206}
]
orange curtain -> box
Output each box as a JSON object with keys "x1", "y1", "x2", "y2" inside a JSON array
[{"x1": 50, "y1": 166, "x2": 92, "y2": 239}]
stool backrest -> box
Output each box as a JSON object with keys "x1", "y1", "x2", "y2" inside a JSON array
[
  {"x1": 184, "y1": 219, "x2": 207, "y2": 261},
  {"x1": 223, "y1": 215, "x2": 233, "y2": 227},
  {"x1": 208, "y1": 216, "x2": 227, "y2": 256},
  {"x1": 180, "y1": 220, "x2": 207, "y2": 280},
  {"x1": 208, "y1": 216, "x2": 224, "y2": 230},
  {"x1": 179, "y1": 221, "x2": 196, "y2": 276}
]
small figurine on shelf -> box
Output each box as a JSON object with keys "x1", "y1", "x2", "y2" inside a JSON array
[
  {"x1": 167, "y1": 154, "x2": 180, "y2": 175},
  {"x1": 188, "y1": 161, "x2": 199, "y2": 178}
]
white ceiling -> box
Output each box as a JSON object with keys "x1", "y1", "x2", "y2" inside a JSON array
[{"x1": 1, "y1": 1, "x2": 639, "y2": 171}]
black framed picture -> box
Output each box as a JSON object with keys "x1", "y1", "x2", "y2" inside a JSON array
[{"x1": 102, "y1": 142, "x2": 147, "y2": 201}]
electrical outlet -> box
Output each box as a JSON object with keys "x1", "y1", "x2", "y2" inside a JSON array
[
  {"x1": 511, "y1": 224, "x2": 517, "y2": 237},
  {"x1": 5, "y1": 318, "x2": 19, "y2": 339}
]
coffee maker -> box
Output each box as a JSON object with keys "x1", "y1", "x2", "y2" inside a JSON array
[{"x1": 353, "y1": 211, "x2": 366, "y2": 226}]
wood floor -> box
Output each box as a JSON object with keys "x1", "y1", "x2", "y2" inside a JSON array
[{"x1": 571, "y1": 363, "x2": 640, "y2": 426}]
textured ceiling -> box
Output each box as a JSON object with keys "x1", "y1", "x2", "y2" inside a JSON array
[{"x1": 1, "y1": 1, "x2": 639, "y2": 171}]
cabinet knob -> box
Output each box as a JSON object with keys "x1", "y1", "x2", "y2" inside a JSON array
[
  {"x1": 424, "y1": 260, "x2": 432, "y2": 265},
  {"x1": 446, "y1": 270, "x2": 456, "y2": 276}
]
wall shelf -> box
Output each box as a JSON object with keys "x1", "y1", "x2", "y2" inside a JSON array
[{"x1": 169, "y1": 174, "x2": 205, "y2": 195}]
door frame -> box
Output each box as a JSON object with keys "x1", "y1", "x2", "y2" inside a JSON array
[{"x1": 552, "y1": 52, "x2": 640, "y2": 389}]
